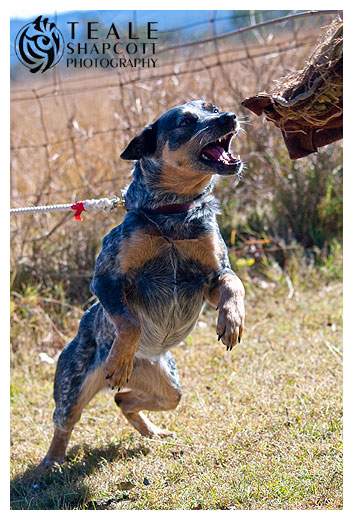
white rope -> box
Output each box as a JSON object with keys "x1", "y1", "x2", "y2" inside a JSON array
[
  {"x1": 83, "y1": 198, "x2": 121, "y2": 211},
  {"x1": 10, "y1": 203, "x2": 73, "y2": 215},
  {"x1": 10, "y1": 197, "x2": 124, "y2": 216}
]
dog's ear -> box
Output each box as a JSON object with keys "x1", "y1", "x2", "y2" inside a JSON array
[{"x1": 120, "y1": 122, "x2": 158, "y2": 160}]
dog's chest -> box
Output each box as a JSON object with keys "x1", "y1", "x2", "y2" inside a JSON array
[
  {"x1": 121, "y1": 232, "x2": 222, "y2": 302},
  {"x1": 118, "y1": 228, "x2": 223, "y2": 276},
  {"x1": 119, "y1": 229, "x2": 224, "y2": 353}
]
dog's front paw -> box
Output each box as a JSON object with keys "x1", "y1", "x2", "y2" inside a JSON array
[
  {"x1": 217, "y1": 298, "x2": 245, "y2": 350},
  {"x1": 104, "y1": 356, "x2": 134, "y2": 390}
]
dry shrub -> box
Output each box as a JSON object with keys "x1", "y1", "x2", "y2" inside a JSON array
[{"x1": 271, "y1": 18, "x2": 343, "y2": 126}]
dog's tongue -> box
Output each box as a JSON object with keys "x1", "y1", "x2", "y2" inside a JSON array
[
  {"x1": 202, "y1": 143, "x2": 239, "y2": 164},
  {"x1": 202, "y1": 143, "x2": 225, "y2": 162}
]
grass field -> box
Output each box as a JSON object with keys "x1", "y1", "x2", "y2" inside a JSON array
[{"x1": 10, "y1": 264, "x2": 342, "y2": 510}]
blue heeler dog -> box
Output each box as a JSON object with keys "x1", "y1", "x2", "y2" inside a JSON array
[{"x1": 40, "y1": 100, "x2": 246, "y2": 468}]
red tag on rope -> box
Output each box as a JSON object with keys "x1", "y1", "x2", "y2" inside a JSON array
[{"x1": 71, "y1": 201, "x2": 85, "y2": 221}]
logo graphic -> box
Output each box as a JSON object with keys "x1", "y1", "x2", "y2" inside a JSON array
[{"x1": 15, "y1": 16, "x2": 65, "y2": 73}]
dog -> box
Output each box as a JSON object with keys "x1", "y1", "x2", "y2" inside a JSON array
[{"x1": 40, "y1": 100, "x2": 246, "y2": 468}]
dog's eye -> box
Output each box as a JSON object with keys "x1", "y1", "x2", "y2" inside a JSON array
[
  {"x1": 179, "y1": 117, "x2": 193, "y2": 127},
  {"x1": 213, "y1": 107, "x2": 219, "y2": 114}
]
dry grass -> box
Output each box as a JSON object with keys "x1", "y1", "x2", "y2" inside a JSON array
[{"x1": 10, "y1": 266, "x2": 342, "y2": 510}]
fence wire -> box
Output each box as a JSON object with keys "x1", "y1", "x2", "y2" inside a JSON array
[{"x1": 10, "y1": 10, "x2": 339, "y2": 205}]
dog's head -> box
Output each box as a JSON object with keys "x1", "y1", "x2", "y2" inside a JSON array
[{"x1": 121, "y1": 100, "x2": 242, "y2": 196}]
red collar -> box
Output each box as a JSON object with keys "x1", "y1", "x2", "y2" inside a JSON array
[{"x1": 125, "y1": 201, "x2": 196, "y2": 215}]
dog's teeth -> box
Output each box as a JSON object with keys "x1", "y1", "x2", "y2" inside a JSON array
[{"x1": 202, "y1": 154, "x2": 209, "y2": 160}]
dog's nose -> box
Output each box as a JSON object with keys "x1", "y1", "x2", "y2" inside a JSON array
[{"x1": 219, "y1": 112, "x2": 237, "y2": 129}]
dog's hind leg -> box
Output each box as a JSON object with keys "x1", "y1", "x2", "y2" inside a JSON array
[
  {"x1": 39, "y1": 363, "x2": 106, "y2": 469},
  {"x1": 114, "y1": 352, "x2": 182, "y2": 438},
  {"x1": 39, "y1": 317, "x2": 107, "y2": 470}
]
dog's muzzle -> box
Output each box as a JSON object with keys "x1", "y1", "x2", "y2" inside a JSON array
[{"x1": 200, "y1": 113, "x2": 241, "y2": 167}]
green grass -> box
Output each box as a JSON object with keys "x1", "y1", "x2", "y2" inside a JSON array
[{"x1": 10, "y1": 267, "x2": 342, "y2": 510}]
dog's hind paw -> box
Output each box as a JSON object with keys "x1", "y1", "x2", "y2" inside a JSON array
[
  {"x1": 150, "y1": 429, "x2": 174, "y2": 439},
  {"x1": 138, "y1": 416, "x2": 174, "y2": 439},
  {"x1": 37, "y1": 455, "x2": 65, "y2": 471}
]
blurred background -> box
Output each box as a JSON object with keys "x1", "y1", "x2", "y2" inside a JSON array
[{"x1": 10, "y1": 10, "x2": 342, "y2": 303}]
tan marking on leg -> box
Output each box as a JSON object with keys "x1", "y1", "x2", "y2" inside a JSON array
[
  {"x1": 161, "y1": 145, "x2": 212, "y2": 196},
  {"x1": 114, "y1": 358, "x2": 182, "y2": 437},
  {"x1": 205, "y1": 273, "x2": 245, "y2": 346},
  {"x1": 71, "y1": 365, "x2": 107, "y2": 421},
  {"x1": 39, "y1": 427, "x2": 72, "y2": 469},
  {"x1": 173, "y1": 232, "x2": 225, "y2": 271},
  {"x1": 115, "y1": 386, "x2": 180, "y2": 414},
  {"x1": 206, "y1": 272, "x2": 245, "y2": 307},
  {"x1": 105, "y1": 313, "x2": 141, "y2": 389},
  {"x1": 118, "y1": 229, "x2": 170, "y2": 273},
  {"x1": 126, "y1": 358, "x2": 181, "y2": 410},
  {"x1": 121, "y1": 411, "x2": 173, "y2": 438}
]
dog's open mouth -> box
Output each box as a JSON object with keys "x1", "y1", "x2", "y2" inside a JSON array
[{"x1": 200, "y1": 131, "x2": 240, "y2": 166}]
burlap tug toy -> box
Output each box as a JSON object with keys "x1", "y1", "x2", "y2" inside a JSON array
[{"x1": 242, "y1": 17, "x2": 343, "y2": 159}]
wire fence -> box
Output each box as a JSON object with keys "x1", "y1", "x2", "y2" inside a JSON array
[
  {"x1": 10, "y1": 9, "x2": 342, "y2": 295},
  {"x1": 10, "y1": 10, "x2": 339, "y2": 205}
]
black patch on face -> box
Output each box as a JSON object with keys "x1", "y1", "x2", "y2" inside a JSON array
[
  {"x1": 157, "y1": 107, "x2": 199, "y2": 151},
  {"x1": 166, "y1": 117, "x2": 198, "y2": 151}
]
